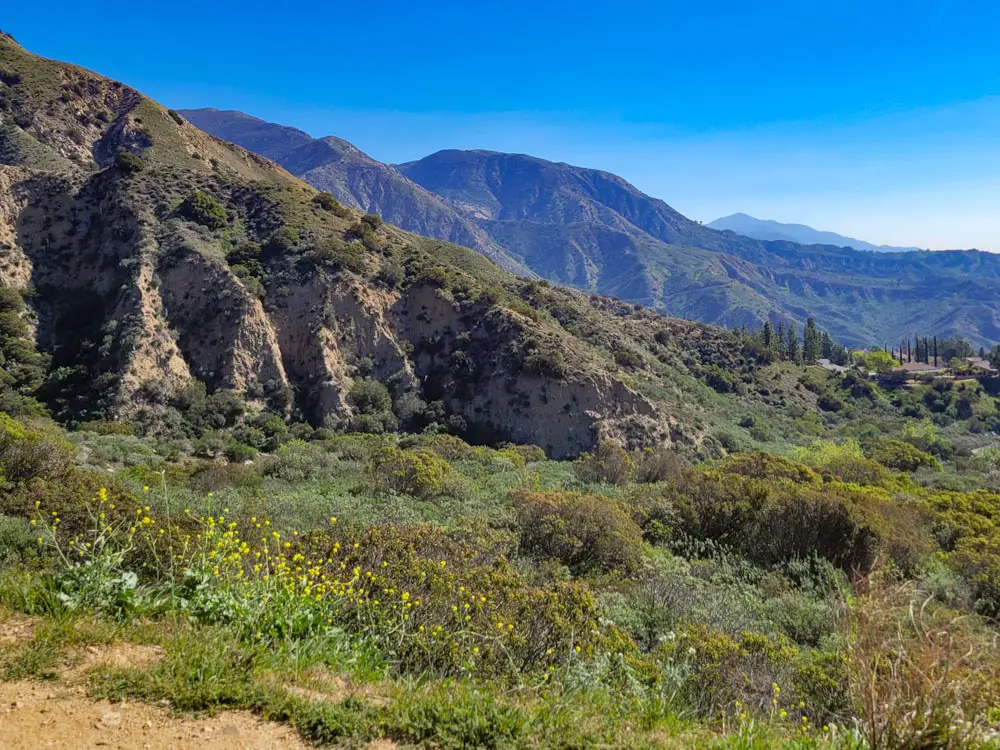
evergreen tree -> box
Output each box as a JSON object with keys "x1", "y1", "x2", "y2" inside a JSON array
[
  {"x1": 762, "y1": 321, "x2": 775, "y2": 355},
  {"x1": 802, "y1": 317, "x2": 821, "y2": 363},
  {"x1": 821, "y1": 331, "x2": 834, "y2": 360},
  {"x1": 786, "y1": 325, "x2": 799, "y2": 362},
  {"x1": 776, "y1": 321, "x2": 786, "y2": 359}
]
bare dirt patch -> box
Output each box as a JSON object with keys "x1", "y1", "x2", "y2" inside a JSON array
[
  {"x1": 68, "y1": 643, "x2": 166, "y2": 680},
  {"x1": 0, "y1": 616, "x2": 37, "y2": 645},
  {"x1": 275, "y1": 665, "x2": 390, "y2": 708},
  {"x1": 0, "y1": 680, "x2": 313, "y2": 749}
]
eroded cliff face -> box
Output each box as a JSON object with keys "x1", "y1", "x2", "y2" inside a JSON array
[
  {"x1": 0, "y1": 34, "x2": 675, "y2": 456},
  {"x1": 0, "y1": 159, "x2": 661, "y2": 455}
]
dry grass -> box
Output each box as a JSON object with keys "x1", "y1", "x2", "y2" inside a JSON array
[{"x1": 846, "y1": 574, "x2": 1000, "y2": 749}]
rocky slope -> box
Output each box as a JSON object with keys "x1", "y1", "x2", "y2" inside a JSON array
[
  {"x1": 1, "y1": 36, "x2": 777, "y2": 456},
  {"x1": 183, "y1": 110, "x2": 1000, "y2": 348},
  {"x1": 177, "y1": 109, "x2": 530, "y2": 275}
]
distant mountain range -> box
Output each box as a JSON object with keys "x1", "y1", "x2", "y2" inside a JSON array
[
  {"x1": 180, "y1": 108, "x2": 1000, "y2": 347},
  {"x1": 707, "y1": 213, "x2": 922, "y2": 253}
]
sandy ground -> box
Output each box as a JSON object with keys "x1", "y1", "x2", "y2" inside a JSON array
[
  {"x1": 0, "y1": 680, "x2": 312, "y2": 749},
  {"x1": 0, "y1": 614, "x2": 402, "y2": 749}
]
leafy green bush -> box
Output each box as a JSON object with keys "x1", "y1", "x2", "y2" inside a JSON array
[
  {"x1": 0, "y1": 413, "x2": 73, "y2": 484},
  {"x1": 263, "y1": 227, "x2": 300, "y2": 254},
  {"x1": 790, "y1": 440, "x2": 895, "y2": 487},
  {"x1": 309, "y1": 237, "x2": 365, "y2": 273},
  {"x1": 114, "y1": 150, "x2": 144, "y2": 173},
  {"x1": 347, "y1": 378, "x2": 397, "y2": 434},
  {"x1": 366, "y1": 446, "x2": 454, "y2": 499},
  {"x1": 660, "y1": 467, "x2": 929, "y2": 572},
  {"x1": 311, "y1": 192, "x2": 350, "y2": 217},
  {"x1": 573, "y1": 440, "x2": 634, "y2": 485},
  {"x1": 929, "y1": 489, "x2": 1000, "y2": 615},
  {"x1": 717, "y1": 452, "x2": 820, "y2": 485},
  {"x1": 360, "y1": 213, "x2": 383, "y2": 231},
  {"x1": 867, "y1": 439, "x2": 941, "y2": 472},
  {"x1": 178, "y1": 191, "x2": 227, "y2": 230},
  {"x1": 0, "y1": 514, "x2": 37, "y2": 569},
  {"x1": 511, "y1": 490, "x2": 644, "y2": 573},
  {"x1": 259, "y1": 439, "x2": 336, "y2": 482},
  {"x1": 223, "y1": 440, "x2": 257, "y2": 463},
  {"x1": 78, "y1": 420, "x2": 135, "y2": 436}
]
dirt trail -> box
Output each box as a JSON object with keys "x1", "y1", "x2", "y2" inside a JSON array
[{"x1": 0, "y1": 680, "x2": 312, "y2": 749}]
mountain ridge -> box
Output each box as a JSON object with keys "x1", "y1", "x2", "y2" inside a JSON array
[
  {"x1": 178, "y1": 111, "x2": 1000, "y2": 347},
  {"x1": 708, "y1": 212, "x2": 924, "y2": 253},
  {"x1": 177, "y1": 109, "x2": 532, "y2": 275},
  {"x1": 4, "y1": 38, "x2": 800, "y2": 456}
]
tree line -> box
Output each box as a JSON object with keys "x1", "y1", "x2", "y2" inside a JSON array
[{"x1": 735, "y1": 317, "x2": 849, "y2": 366}]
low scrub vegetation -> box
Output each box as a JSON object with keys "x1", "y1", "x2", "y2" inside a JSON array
[{"x1": 1, "y1": 365, "x2": 1000, "y2": 746}]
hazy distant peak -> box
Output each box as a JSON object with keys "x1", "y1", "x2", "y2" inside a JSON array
[{"x1": 708, "y1": 213, "x2": 922, "y2": 253}]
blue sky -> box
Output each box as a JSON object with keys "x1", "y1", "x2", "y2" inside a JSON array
[{"x1": 6, "y1": 0, "x2": 1000, "y2": 249}]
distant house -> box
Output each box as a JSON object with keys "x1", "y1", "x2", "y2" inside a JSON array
[
  {"x1": 896, "y1": 361, "x2": 946, "y2": 374},
  {"x1": 960, "y1": 357, "x2": 996, "y2": 373},
  {"x1": 817, "y1": 358, "x2": 848, "y2": 373}
]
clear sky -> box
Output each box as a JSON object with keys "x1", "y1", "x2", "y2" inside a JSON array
[{"x1": 6, "y1": 0, "x2": 1000, "y2": 250}]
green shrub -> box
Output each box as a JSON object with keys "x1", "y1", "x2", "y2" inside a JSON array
[
  {"x1": 661, "y1": 467, "x2": 929, "y2": 573},
  {"x1": 511, "y1": 489, "x2": 644, "y2": 573},
  {"x1": 573, "y1": 440, "x2": 634, "y2": 485},
  {"x1": 704, "y1": 366, "x2": 739, "y2": 394},
  {"x1": 0, "y1": 514, "x2": 37, "y2": 569},
  {"x1": 400, "y1": 433, "x2": 477, "y2": 461},
  {"x1": 929, "y1": 489, "x2": 1000, "y2": 615},
  {"x1": 347, "y1": 378, "x2": 397, "y2": 434},
  {"x1": 178, "y1": 191, "x2": 227, "y2": 230},
  {"x1": 522, "y1": 349, "x2": 568, "y2": 379},
  {"x1": 311, "y1": 192, "x2": 350, "y2": 217},
  {"x1": 366, "y1": 446, "x2": 453, "y2": 499},
  {"x1": 77, "y1": 420, "x2": 135, "y2": 436},
  {"x1": 867, "y1": 439, "x2": 941, "y2": 473},
  {"x1": 114, "y1": 151, "x2": 144, "y2": 173},
  {"x1": 717, "y1": 451, "x2": 820, "y2": 485},
  {"x1": 360, "y1": 213, "x2": 383, "y2": 231},
  {"x1": 224, "y1": 440, "x2": 257, "y2": 463},
  {"x1": 263, "y1": 227, "x2": 300, "y2": 254},
  {"x1": 259, "y1": 439, "x2": 336, "y2": 482},
  {"x1": 656, "y1": 625, "x2": 803, "y2": 718},
  {"x1": 309, "y1": 237, "x2": 365, "y2": 273},
  {"x1": 0, "y1": 413, "x2": 73, "y2": 484},
  {"x1": 791, "y1": 440, "x2": 895, "y2": 486}
]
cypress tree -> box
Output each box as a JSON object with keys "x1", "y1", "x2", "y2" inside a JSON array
[
  {"x1": 934, "y1": 336, "x2": 939, "y2": 367},
  {"x1": 786, "y1": 325, "x2": 799, "y2": 362},
  {"x1": 803, "y1": 317, "x2": 821, "y2": 364}
]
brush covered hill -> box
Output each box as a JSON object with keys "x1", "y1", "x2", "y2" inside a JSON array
[
  {"x1": 183, "y1": 110, "x2": 1000, "y2": 348},
  {"x1": 0, "y1": 35, "x2": 810, "y2": 457},
  {"x1": 177, "y1": 109, "x2": 529, "y2": 275}
]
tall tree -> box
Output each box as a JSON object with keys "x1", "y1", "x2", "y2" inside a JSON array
[
  {"x1": 776, "y1": 321, "x2": 786, "y2": 359},
  {"x1": 786, "y1": 325, "x2": 799, "y2": 362},
  {"x1": 762, "y1": 320, "x2": 775, "y2": 355},
  {"x1": 803, "y1": 317, "x2": 821, "y2": 364},
  {"x1": 821, "y1": 331, "x2": 834, "y2": 360}
]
